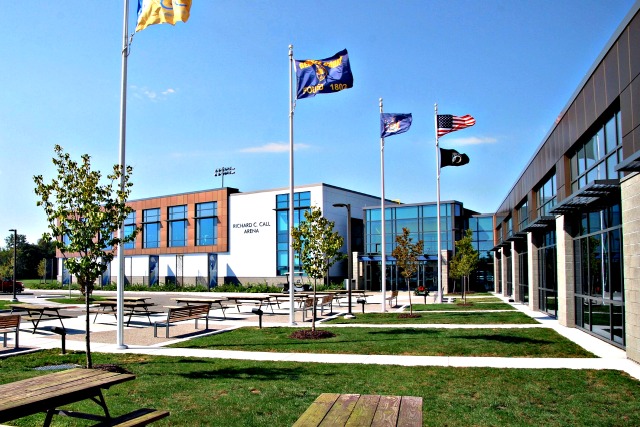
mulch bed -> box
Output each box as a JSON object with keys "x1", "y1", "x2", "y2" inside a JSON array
[{"x1": 289, "y1": 329, "x2": 336, "y2": 340}]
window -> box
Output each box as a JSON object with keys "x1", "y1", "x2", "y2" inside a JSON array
[
  {"x1": 143, "y1": 208, "x2": 160, "y2": 249},
  {"x1": 538, "y1": 230, "x2": 557, "y2": 317},
  {"x1": 570, "y1": 112, "x2": 622, "y2": 192},
  {"x1": 517, "y1": 201, "x2": 528, "y2": 232},
  {"x1": 537, "y1": 174, "x2": 556, "y2": 217},
  {"x1": 124, "y1": 211, "x2": 136, "y2": 249},
  {"x1": 196, "y1": 202, "x2": 217, "y2": 246},
  {"x1": 275, "y1": 191, "x2": 311, "y2": 275},
  {"x1": 168, "y1": 205, "x2": 187, "y2": 247}
]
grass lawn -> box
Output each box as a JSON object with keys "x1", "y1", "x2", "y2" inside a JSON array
[
  {"x1": 327, "y1": 311, "x2": 537, "y2": 324},
  {"x1": 1, "y1": 350, "x2": 639, "y2": 426},
  {"x1": 47, "y1": 296, "x2": 106, "y2": 304},
  {"x1": 0, "y1": 300, "x2": 20, "y2": 310},
  {"x1": 171, "y1": 327, "x2": 594, "y2": 358},
  {"x1": 410, "y1": 302, "x2": 516, "y2": 311}
]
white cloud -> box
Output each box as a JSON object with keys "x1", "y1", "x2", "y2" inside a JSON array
[
  {"x1": 445, "y1": 136, "x2": 497, "y2": 146},
  {"x1": 130, "y1": 85, "x2": 178, "y2": 101},
  {"x1": 239, "y1": 142, "x2": 311, "y2": 153}
]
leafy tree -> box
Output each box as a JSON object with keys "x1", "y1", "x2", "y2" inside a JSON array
[
  {"x1": 291, "y1": 206, "x2": 345, "y2": 331},
  {"x1": 392, "y1": 227, "x2": 424, "y2": 315},
  {"x1": 449, "y1": 228, "x2": 479, "y2": 304},
  {"x1": 33, "y1": 145, "x2": 138, "y2": 368}
]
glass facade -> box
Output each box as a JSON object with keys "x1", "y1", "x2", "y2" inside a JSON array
[
  {"x1": 468, "y1": 216, "x2": 494, "y2": 291},
  {"x1": 537, "y1": 174, "x2": 556, "y2": 217},
  {"x1": 574, "y1": 204, "x2": 624, "y2": 346},
  {"x1": 538, "y1": 230, "x2": 557, "y2": 317},
  {"x1": 123, "y1": 211, "x2": 136, "y2": 250},
  {"x1": 196, "y1": 202, "x2": 217, "y2": 246},
  {"x1": 570, "y1": 112, "x2": 622, "y2": 191},
  {"x1": 168, "y1": 205, "x2": 187, "y2": 247},
  {"x1": 275, "y1": 191, "x2": 311, "y2": 276},
  {"x1": 142, "y1": 208, "x2": 160, "y2": 249},
  {"x1": 518, "y1": 248, "x2": 528, "y2": 303}
]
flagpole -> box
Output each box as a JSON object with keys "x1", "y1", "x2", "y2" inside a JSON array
[
  {"x1": 116, "y1": 0, "x2": 130, "y2": 349},
  {"x1": 379, "y1": 98, "x2": 387, "y2": 312},
  {"x1": 434, "y1": 103, "x2": 443, "y2": 303},
  {"x1": 288, "y1": 45, "x2": 297, "y2": 325}
]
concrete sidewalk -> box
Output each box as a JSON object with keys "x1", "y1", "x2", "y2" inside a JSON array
[{"x1": 2, "y1": 291, "x2": 639, "y2": 381}]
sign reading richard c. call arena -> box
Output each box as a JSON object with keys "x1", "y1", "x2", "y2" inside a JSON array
[{"x1": 233, "y1": 221, "x2": 272, "y2": 234}]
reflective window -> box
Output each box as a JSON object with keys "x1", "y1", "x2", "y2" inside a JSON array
[
  {"x1": 537, "y1": 174, "x2": 556, "y2": 217},
  {"x1": 143, "y1": 208, "x2": 160, "y2": 249},
  {"x1": 196, "y1": 202, "x2": 217, "y2": 246},
  {"x1": 124, "y1": 210, "x2": 136, "y2": 250},
  {"x1": 276, "y1": 191, "x2": 311, "y2": 275},
  {"x1": 168, "y1": 205, "x2": 187, "y2": 247}
]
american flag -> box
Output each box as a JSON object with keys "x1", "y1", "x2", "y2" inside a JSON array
[{"x1": 437, "y1": 114, "x2": 476, "y2": 137}]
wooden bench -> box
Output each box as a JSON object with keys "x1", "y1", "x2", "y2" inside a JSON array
[
  {"x1": 386, "y1": 290, "x2": 399, "y2": 307},
  {"x1": 91, "y1": 408, "x2": 169, "y2": 426},
  {"x1": 293, "y1": 393, "x2": 423, "y2": 426},
  {"x1": 154, "y1": 304, "x2": 210, "y2": 338},
  {"x1": 0, "y1": 314, "x2": 20, "y2": 348}
]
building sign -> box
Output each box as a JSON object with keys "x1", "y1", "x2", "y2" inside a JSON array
[{"x1": 232, "y1": 221, "x2": 271, "y2": 234}]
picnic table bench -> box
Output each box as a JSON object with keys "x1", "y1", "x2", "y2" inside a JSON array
[
  {"x1": 172, "y1": 297, "x2": 230, "y2": 319},
  {"x1": 293, "y1": 393, "x2": 422, "y2": 426},
  {"x1": 0, "y1": 314, "x2": 20, "y2": 348},
  {"x1": 0, "y1": 368, "x2": 168, "y2": 426},
  {"x1": 154, "y1": 304, "x2": 210, "y2": 338},
  {"x1": 9, "y1": 303, "x2": 75, "y2": 334},
  {"x1": 224, "y1": 294, "x2": 275, "y2": 312},
  {"x1": 90, "y1": 301, "x2": 163, "y2": 326}
]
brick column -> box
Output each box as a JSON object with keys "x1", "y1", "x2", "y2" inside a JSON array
[{"x1": 512, "y1": 241, "x2": 521, "y2": 302}]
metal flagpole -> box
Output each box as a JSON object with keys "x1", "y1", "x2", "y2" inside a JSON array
[
  {"x1": 379, "y1": 98, "x2": 387, "y2": 312},
  {"x1": 434, "y1": 103, "x2": 443, "y2": 303},
  {"x1": 116, "y1": 0, "x2": 130, "y2": 348},
  {"x1": 288, "y1": 45, "x2": 297, "y2": 325}
]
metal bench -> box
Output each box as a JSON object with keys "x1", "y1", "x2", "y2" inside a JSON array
[
  {"x1": 153, "y1": 304, "x2": 210, "y2": 338},
  {"x1": 385, "y1": 290, "x2": 399, "y2": 307}
]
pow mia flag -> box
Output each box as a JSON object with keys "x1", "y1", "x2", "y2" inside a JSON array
[{"x1": 440, "y1": 147, "x2": 470, "y2": 168}]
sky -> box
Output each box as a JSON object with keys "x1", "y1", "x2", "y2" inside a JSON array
[{"x1": 1, "y1": 0, "x2": 636, "y2": 244}]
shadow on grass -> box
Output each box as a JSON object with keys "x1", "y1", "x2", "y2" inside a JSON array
[
  {"x1": 451, "y1": 334, "x2": 553, "y2": 345},
  {"x1": 367, "y1": 329, "x2": 440, "y2": 336},
  {"x1": 181, "y1": 366, "x2": 308, "y2": 381}
]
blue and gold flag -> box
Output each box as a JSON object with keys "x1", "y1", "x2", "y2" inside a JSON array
[
  {"x1": 295, "y1": 49, "x2": 353, "y2": 99},
  {"x1": 136, "y1": 0, "x2": 192, "y2": 32},
  {"x1": 381, "y1": 113, "x2": 412, "y2": 138}
]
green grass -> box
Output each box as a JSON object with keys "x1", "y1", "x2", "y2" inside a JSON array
[
  {"x1": 1, "y1": 350, "x2": 639, "y2": 426},
  {"x1": 0, "y1": 300, "x2": 20, "y2": 310},
  {"x1": 327, "y1": 311, "x2": 537, "y2": 324},
  {"x1": 411, "y1": 302, "x2": 516, "y2": 311},
  {"x1": 171, "y1": 327, "x2": 593, "y2": 358},
  {"x1": 47, "y1": 296, "x2": 106, "y2": 304}
]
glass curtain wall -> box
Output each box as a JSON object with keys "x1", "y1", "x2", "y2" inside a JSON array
[
  {"x1": 468, "y1": 216, "x2": 494, "y2": 291},
  {"x1": 275, "y1": 191, "x2": 311, "y2": 276},
  {"x1": 142, "y1": 208, "x2": 160, "y2": 249},
  {"x1": 574, "y1": 205, "x2": 624, "y2": 346},
  {"x1": 518, "y1": 247, "x2": 529, "y2": 303},
  {"x1": 538, "y1": 230, "x2": 557, "y2": 317}
]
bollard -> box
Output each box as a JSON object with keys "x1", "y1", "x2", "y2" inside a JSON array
[
  {"x1": 357, "y1": 298, "x2": 366, "y2": 314},
  {"x1": 252, "y1": 308, "x2": 264, "y2": 329}
]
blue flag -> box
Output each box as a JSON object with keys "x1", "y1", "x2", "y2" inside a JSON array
[
  {"x1": 295, "y1": 49, "x2": 354, "y2": 99},
  {"x1": 381, "y1": 113, "x2": 412, "y2": 138}
]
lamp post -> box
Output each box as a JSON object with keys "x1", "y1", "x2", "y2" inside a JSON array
[
  {"x1": 8, "y1": 229, "x2": 18, "y2": 302},
  {"x1": 214, "y1": 166, "x2": 235, "y2": 187},
  {"x1": 333, "y1": 203, "x2": 354, "y2": 318}
]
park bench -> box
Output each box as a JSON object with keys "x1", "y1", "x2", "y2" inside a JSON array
[
  {"x1": 154, "y1": 304, "x2": 210, "y2": 338},
  {"x1": 294, "y1": 297, "x2": 315, "y2": 322},
  {"x1": 319, "y1": 294, "x2": 334, "y2": 314},
  {"x1": 0, "y1": 314, "x2": 20, "y2": 348},
  {"x1": 293, "y1": 393, "x2": 423, "y2": 426},
  {"x1": 386, "y1": 290, "x2": 399, "y2": 307}
]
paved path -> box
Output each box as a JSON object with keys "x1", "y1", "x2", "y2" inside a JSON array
[{"x1": 3, "y1": 290, "x2": 640, "y2": 380}]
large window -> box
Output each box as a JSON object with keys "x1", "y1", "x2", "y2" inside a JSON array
[
  {"x1": 574, "y1": 204, "x2": 624, "y2": 346},
  {"x1": 196, "y1": 202, "x2": 217, "y2": 246},
  {"x1": 123, "y1": 211, "x2": 136, "y2": 250},
  {"x1": 517, "y1": 200, "x2": 529, "y2": 232},
  {"x1": 518, "y1": 248, "x2": 528, "y2": 303},
  {"x1": 570, "y1": 112, "x2": 622, "y2": 192},
  {"x1": 537, "y1": 174, "x2": 556, "y2": 217},
  {"x1": 538, "y1": 230, "x2": 557, "y2": 317},
  {"x1": 168, "y1": 205, "x2": 187, "y2": 247},
  {"x1": 275, "y1": 191, "x2": 311, "y2": 276},
  {"x1": 143, "y1": 208, "x2": 160, "y2": 249}
]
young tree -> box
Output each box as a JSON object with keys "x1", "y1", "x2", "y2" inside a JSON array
[
  {"x1": 33, "y1": 145, "x2": 138, "y2": 368},
  {"x1": 291, "y1": 206, "x2": 345, "y2": 331},
  {"x1": 449, "y1": 228, "x2": 479, "y2": 304},
  {"x1": 392, "y1": 227, "x2": 424, "y2": 315}
]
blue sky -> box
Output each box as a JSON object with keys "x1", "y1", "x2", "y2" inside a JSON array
[{"x1": 1, "y1": 0, "x2": 636, "y2": 244}]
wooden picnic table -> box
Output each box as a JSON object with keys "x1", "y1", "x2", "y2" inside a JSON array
[
  {"x1": 9, "y1": 303, "x2": 73, "y2": 334},
  {"x1": 92, "y1": 301, "x2": 160, "y2": 326},
  {"x1": 0, "y1": 367, "x2": 136, "y2": 426},
  {"x1": 293, "y1": 393, "x2": 422, "y2": 426},
  {"x1": 101, "y1": 296, "x2": 151, "y2": 303},
  {"x1": 223, "y1": 294, "x2": 274, "y2": 312},
  {"x1": 172, "y1": 297, "x2": 230, "y2": 318}
]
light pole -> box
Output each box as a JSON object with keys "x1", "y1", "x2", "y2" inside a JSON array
[
  {"x1": 333, "y1": 203, "x2": 354, "y2": 318},
  {"x1": 214, "y1": 166, "x2": 235, "y2": 187},
  {"x1": 8, "y1": 229, "x2": 18, "y2": 302}
]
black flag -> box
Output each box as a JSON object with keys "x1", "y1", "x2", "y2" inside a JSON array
[{"x1": 440, "y1": 147, "x2": 469, "y2": 167}]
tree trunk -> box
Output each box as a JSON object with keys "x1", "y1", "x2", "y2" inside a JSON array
[
  {"x1": 83, "y1": 281, "x2": 93, "y2": 368},
  {"x1": 311, "y1": 278, "x2": 317, "y2": 332},
  {"x1": 406, "y1": 278, "x2": 412, "y2": 315}
]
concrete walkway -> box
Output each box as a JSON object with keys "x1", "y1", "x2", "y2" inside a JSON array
[{"x1": 3, "y1": 291, "x2": 640, "y2": 380}]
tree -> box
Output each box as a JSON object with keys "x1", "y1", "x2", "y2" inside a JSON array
[
  {"x1": 392, "y1": 227, "x2": 424, "y2": 315},
  {"x1": 291, "y1": 206, "x2": 345, "y2": 331},
  {"x1": 449, "y1": 229, "x2": 479, "y2": 304},
  {"x1": 33, "y1": 145, "x2": 138, "y2": 368}
]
